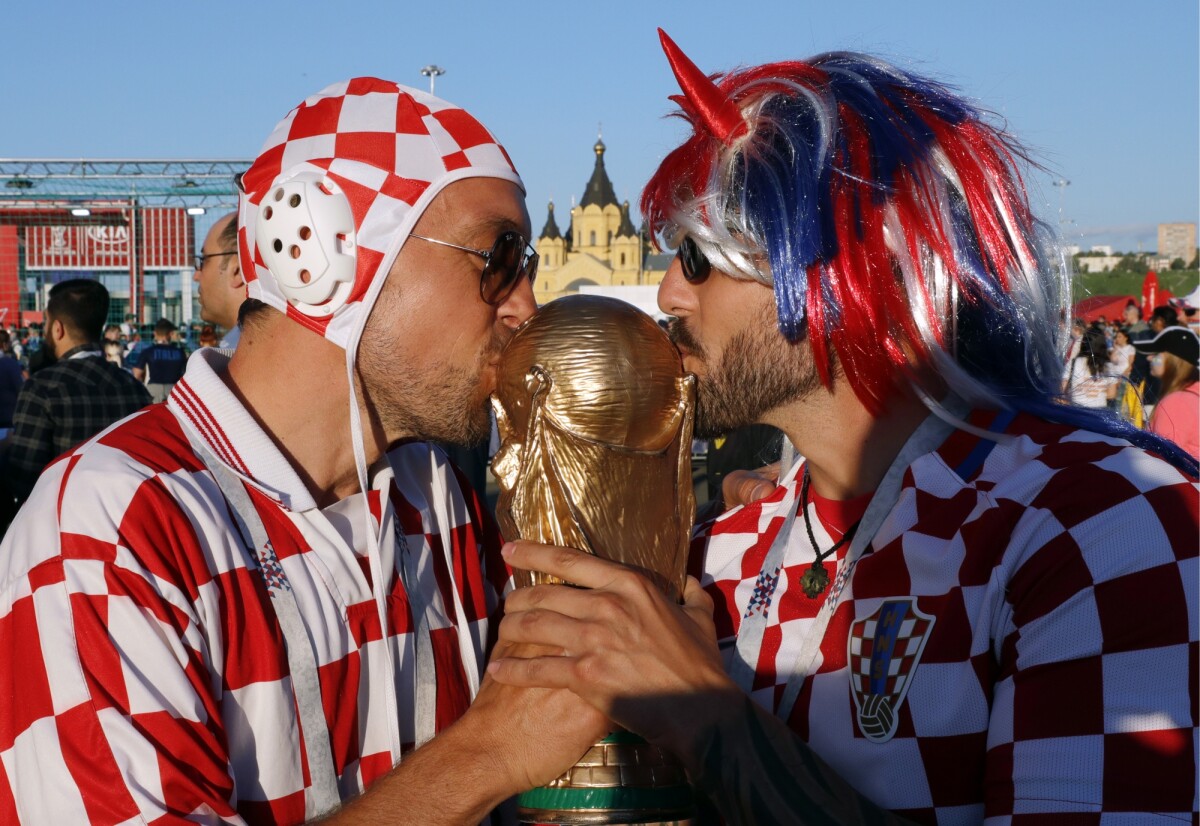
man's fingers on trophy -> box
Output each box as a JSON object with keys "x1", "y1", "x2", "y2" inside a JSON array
[
  {"x1": 721, "y1": 465, "x2": 779, "y2": 510},
  {"x1": 490, "y1": 637, "x2": 568, "y2": 660},
  {"x1": 486, "y1": 651, "x2": 576, "y2": 690},
  {"x1": 681, "y1": 576, "x2": 715, "y2": 616},
  {"x1": 502, "y1": 581, "x2": 563, "y2": 613},
  {"x1": 680, "y1": 576, "x2": 720, "y2": 641},
  {"x1": 499, "y1": 607, "x2": 590, "y2": 652},
  {"x1": 502, "y1": 541, "x2": 625, "y2": 591}
]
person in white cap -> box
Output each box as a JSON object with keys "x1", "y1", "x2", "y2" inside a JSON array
[
  {"x1": 1135, "y1": 326, "x2": 1200, "y2": 457},
  {"x1": 0, "y1": 78, "x2": 604, "y2": 824},
  {"x1": 1169, "y1": 287, "x2": 1200, "y2": 335}
]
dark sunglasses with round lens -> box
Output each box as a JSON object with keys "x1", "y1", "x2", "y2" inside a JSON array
[
  {"x1": 677, "y1": 236, "x2": 711, "y2": 284},
  {"x1": 409, "y1": 230, "x2": 539, "y2": 305}
]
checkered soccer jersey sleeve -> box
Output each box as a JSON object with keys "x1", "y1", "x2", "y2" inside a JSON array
[
  {"x1": 0, "y1": 352, "x2": 509, "y2": 824},
  {"x1": 692, "y1": 409, "x2": 1198, "y2": 823}
]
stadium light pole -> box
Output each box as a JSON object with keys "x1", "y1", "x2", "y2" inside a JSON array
[
  {"x1": 420, "y1": 65, "x2": 445, "y2": 95},
  {"x1": 1052, "y1": 178, "x2": 1070, "y2": 228}
]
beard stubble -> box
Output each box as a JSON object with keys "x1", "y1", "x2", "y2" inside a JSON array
[{"x1": 669, "y1": 308, "x2": 822, "y2": 438}]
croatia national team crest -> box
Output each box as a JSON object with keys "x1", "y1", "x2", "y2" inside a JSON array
[{"x1": 848, "y1": 598, "x2": 935, "y2": 743}]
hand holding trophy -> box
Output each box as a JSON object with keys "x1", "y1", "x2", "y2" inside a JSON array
[{"x1": 490, "y1": 295, "x2": 699, "y2": 824}]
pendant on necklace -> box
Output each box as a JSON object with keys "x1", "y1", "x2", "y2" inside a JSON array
[{"x1": 800, "y1": 561, "x2": 830, "y2": 599}]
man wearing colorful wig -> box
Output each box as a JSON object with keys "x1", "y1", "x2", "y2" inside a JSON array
[
  {"x1": 0, "y1": 79, "x2": 604, "y2": 823},
  {"x1": 489, "y1": 31, "x2": 1200, "y2": 823}
]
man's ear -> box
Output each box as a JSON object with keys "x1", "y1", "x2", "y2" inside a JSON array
[{"x1": 225, "y1": 258, "x2": 245, "y2": 289}]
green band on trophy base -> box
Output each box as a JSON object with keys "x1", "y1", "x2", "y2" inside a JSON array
[
  {"x1": 516, "y1": 784, "x2": 693, "y2": 824},
  {"x1": 516, "y1": 731, "x2": 694, "y2": 825}
]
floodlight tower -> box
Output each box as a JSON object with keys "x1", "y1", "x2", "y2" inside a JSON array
[
  {"x1": 420, "y1": 65, "x2": 445, "y2": 95},
  {"x1": 1051, "y1": 178, "x2": 1070, "y2": 228}
]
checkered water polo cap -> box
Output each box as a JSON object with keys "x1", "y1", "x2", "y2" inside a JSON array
[{"x1": 238, "y1": 77, "x2": 523, "y2": 349}]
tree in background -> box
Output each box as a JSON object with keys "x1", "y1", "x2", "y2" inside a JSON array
[{"x1": 1113, "y1": 254, "x2": 1148, "y2": 276}]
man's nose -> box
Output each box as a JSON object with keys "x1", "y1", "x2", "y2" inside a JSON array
[
  {"x1": 657, "y1": 256, "x2": 695, "y2": 318},
  {"x1": 497, "y1": 277, "x2": 537, "y2": 332}
]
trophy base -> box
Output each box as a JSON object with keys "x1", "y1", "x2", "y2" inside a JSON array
[{"x1": 517, "y1": 731, "x2": 694, "y2": 825}]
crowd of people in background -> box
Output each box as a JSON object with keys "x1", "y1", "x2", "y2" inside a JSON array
[
  {"x1": 1063, "y1": 298, "x2": 1199, "y2": 454},
  {"x1": 5, "y1": 315, "x2": 226, "y2": 377},
  {"x1": 0, "y1": 289, "x2": 235, "y2": 530}
]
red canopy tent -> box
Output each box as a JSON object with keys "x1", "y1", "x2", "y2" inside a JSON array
[{"x1": 1073, "y1": 294, "x2": 1135, "y2": 324}]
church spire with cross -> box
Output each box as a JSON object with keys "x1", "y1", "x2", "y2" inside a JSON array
[{"x1": 580, "y1": 125, "x2": 618, "y2": 209}]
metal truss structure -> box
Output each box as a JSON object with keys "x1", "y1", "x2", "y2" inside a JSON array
[{"x1": 0, "y1": 159, "x2": 251, "y2": 208}]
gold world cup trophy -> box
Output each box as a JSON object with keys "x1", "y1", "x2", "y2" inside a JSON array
[{"x1": 491, "y1": 295, "x2": 697, "y2": 825}]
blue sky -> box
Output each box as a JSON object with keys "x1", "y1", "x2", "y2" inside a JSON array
[{"x1": 3, "y1": 0, "x2": 1196, "y2": 252}]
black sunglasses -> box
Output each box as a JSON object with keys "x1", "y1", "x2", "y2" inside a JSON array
[
  {"x1": 677, "y1": 236, "x2": 711, "y2": 284},
  {"x1": 409, "y1": 230, "x2": 539, "y2": 305}
]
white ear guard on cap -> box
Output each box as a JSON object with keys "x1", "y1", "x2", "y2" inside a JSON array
[{"x1": 255, "y1": 170, "x2": 358, "y2": 317}]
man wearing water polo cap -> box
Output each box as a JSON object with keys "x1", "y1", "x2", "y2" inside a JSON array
[
  {"x1": 0, "y1": 78, "x2": 604, "y2": 823},
  {"x1": 490, "y1": 32, "x2": 1199, "y2": 823}
]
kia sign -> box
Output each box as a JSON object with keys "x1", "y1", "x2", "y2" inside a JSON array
[{"x1": 25, "y1": 208, "x2": 192, "y2": 270}]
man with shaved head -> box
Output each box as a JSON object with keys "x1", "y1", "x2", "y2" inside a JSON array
[{"x1": 193, "y1": 210, "x2": 246, "y2": 348}]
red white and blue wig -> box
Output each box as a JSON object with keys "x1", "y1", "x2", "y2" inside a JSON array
[{"x1": 643, "y1": 31, "x2": 1197, "y2": 475}]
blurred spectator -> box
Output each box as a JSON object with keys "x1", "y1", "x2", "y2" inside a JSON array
[
  {"x1": 1135, "y1": 327, "x2": 1199, "y2": 457},
  {"x1": 1063, "y1": 327, "x2": 1117, "y2": 408},
  {"x1": 193, "y1": 211, "x2": 246, "y2": 349},
  {"x1": 3, "y1": 279, "x2": 151, "y2": 504},
  {"x1": 8, "y1": 327, "x2": 23, "y2": 363},
  {"x1": 25, "y1": 325, "x2": 53, "y2": 376},
  {"x1": 1066, "y1": 316, "x2": 1086, "y2": 362},
  {"x1": 1149, "y1": 305, "x2": 1179, "y2": 334},
  {"x1": 1138, "y1": 305, "x2": 1182, "y2": 409},
  {"x1": 0, "y1": 329, "x2": 19, "y2": 533},
  {"x1": 124, "y1": 329, "x2": 145, "y2": 361},
  {"x1": 198, "y1": 324, "x2": 218, "y2": 348},
  {"x1": 1122, "y1": 300, "x2": 1148, "y2": 336},
  {"x1": 26, "y1": 324, "x2": 42, "y2": 351},
  {"x1": 1169, "y1": 291, "x2": 1200, "y2": 335},
  {"x1": 103, "y1": 339, "x2": 125, "y2": 368},
  {"x1": 1105, "y1": 326, "x2": 1135, "y2": 378},
  {"x1": 129, "y1": 318, "x2": 187, "y2": 402},
  {"x1": 0, "y1": 329, "x2": 24, "y2": 438},
  {"x1": 119, "y1": 312, "x2": 136, "y2": 339}
]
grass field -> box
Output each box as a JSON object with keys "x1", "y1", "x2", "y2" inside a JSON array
[{"x1": 1073, "y1": 270, "x2": 1199, "y2": 302}]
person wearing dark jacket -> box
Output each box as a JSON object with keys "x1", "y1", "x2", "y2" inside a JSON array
[{"x1": 3, "y1": 279, "x2": 150, "y2": 503}]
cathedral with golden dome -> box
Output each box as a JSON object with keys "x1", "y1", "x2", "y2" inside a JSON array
[{"x1": 533, "y1": 137, "x2": 671, "y2": 305}]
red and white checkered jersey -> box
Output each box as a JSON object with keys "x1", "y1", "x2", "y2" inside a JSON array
[
  {"x1": 691, "y1": 409, "x2": 1199, "y2": 823},
  {"x1": 0, "y1": 348, "x2": 509, "y2": 824}
]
